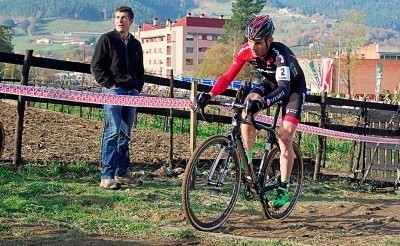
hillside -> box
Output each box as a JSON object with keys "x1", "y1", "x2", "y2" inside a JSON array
[
  {"x1": 1, "y1": 0, "x2": 400, "y2": 32},
  {"x1": 3, "y1": 0, "x2": 400, "y2": 58},
  {"x1": 270, "y1": 0, "x2": 400, "y2": 32},
  {"x1": 0, "y1": 0, "x2": 196, "y2": 24}
]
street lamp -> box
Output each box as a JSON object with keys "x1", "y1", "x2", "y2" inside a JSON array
[
  {"x1": 338, "y1": 22, "x2": 341, "y2": 94},
  {"x1": 335, "y1": 19, "x2": 341, "y2": 94}
]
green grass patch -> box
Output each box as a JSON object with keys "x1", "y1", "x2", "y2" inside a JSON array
[
  {"x1": 0, "y1": 162, "x2": 397, "y2": 244},
  {"x1": 36, "y1": 18, "x2": 113, "y2": 35}
]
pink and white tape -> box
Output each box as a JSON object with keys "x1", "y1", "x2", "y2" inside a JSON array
[
  {"x1": 1, "y1": 83, "x2": 399, "y2": 145},
  {"x1": 254, "y1": 113, "x2": 400, "y2": 145},
  {"x1": 0, "y1": 83, "x2": 191, "y2": 108}
]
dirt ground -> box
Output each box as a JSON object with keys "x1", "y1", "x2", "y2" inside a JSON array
[
  {"x1": 0, "y1": 101, "x2": 191, "y2": 165},
  {"x1": 0, "y1": 101, "x2": 399, "y2": 246}
]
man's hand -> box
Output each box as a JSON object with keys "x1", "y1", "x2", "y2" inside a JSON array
[
  {"x1": 245, "y1": 99, "x2": 265, "y2": 115},
  {"x1": 195, "y1": 92, "x2": 212, "y2": 108}
]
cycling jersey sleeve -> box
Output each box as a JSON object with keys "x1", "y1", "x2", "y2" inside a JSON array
[
  {"x1": 262, "y1": 80, "x2": 290, "y2": 107},
  {"x1": 210, "y1": 48, "x2": 248, "y2": 96}
]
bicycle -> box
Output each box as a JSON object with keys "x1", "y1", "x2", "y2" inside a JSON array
[{"x1": 181, "y1": 99, "x2": 304, "y2": 231}]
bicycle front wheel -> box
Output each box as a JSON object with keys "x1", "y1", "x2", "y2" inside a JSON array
[
  {"x1": 182, "y1": 135, "x2": 241, "y2": 231},
  {"x1": 260, "y1": 142, "x2": 303, "y2": 220}
]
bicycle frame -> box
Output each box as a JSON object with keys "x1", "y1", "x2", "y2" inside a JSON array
[
  {"x1": 203, "y1": 101, "x2": 282, "y2": 194},
  {"x1": 184, "y1": 99, "x2": 303, "y2": 230}
]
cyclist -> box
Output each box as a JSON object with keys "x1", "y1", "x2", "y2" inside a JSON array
[{"x1": 196, "y1": 15, "x2": 307, "y2": 209}]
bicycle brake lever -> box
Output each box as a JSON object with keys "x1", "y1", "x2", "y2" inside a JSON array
[{"x1": 200, "y1": 105, "x2": 213, "y2": 123}]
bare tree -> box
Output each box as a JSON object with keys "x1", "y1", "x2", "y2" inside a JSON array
[{"x1": 338, "y1": 9, "x2": 370, "y2": 95}]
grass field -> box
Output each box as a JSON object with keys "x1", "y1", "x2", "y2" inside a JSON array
[
  {"x1": 35, "y1": 18, "x2": 113, "y2": 35},
  {"x1": 0, "y1": 161, "x2": 398, "y2": 245},
  {"x1": 12, "y1": 18, "x2": 114, "y2": 54}
]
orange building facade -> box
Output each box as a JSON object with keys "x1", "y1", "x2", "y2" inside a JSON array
[{"x1": 333, "y1": 44, "x2": 400, "y2": 97}]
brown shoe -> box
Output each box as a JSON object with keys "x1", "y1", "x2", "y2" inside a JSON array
[
  {"x1": 99, "y1": 179, "x2": 121, "y2": 190},
  {"x1": 115, "y1": 171, "x2": 143, "y2": 186}
]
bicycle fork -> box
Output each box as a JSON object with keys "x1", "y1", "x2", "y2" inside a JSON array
[{"x1": 206, "y1": 139, "x2": 237, "y2": 187}]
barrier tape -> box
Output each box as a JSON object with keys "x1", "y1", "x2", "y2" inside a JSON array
[
  {"x1": 254, "y1": 113, "x2": 400, "y2": 145},
  {"x1": 0, "y1": 83, "x2": 191, "y2": 108},
  {"x1": 1, "y1": 83, "x2": 399, "y2": 145},
  {"x1": 218, "y1": 106, "x2": 400, "y2": 145}
]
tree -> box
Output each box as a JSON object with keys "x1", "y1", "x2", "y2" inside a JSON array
[
  {"x1": 191, "y1": 43, "x2": 233, "y2": 79},
  {"x1": 0, "y1": 25, "x2": 14, "y2": 79},
  {"x1": 224, "y1": 0, "x2": 266, "y2": 37},
  {"x1": 338, "y1": 9, "x2": 369, "y2": 95},
  {"x1": 0, "y1": 25, "x2": 14, "y2": 53},
  {"x1": 194, "y1": 0, "x2": 265, "y2": 81},
  {"x1": 223, "y1": 0, "x2": 266, "y2": 54},
  {"x1": 191, "y1": 42, "x2": 259, "y2": 82}
]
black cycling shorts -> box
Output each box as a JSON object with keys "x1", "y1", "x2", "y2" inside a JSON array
[{"x1": 248, "y1": 79, "x2": 305, "y2": 125}]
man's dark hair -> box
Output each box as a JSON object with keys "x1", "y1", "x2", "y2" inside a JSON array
[{"x1": 115, "y1": 5, "x2": 134, "y2": 20}]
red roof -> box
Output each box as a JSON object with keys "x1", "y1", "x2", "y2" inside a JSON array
[
  {"x1": 142, "y1": 23, "x2": 167, "y2": 31},
  {"x1": 140, "y1": 16, "x2": 226, "y2": 31},
  {"x1": 174, "y1": 16, "x2": 226, "y2": 28}
]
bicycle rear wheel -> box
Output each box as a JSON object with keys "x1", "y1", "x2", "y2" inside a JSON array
[
  {"x1": 260, "y1": 142, "x2": 303, "y2": 220},
  {"x1": 182, "y1": 135, "x2": 241, "y2": 231}
]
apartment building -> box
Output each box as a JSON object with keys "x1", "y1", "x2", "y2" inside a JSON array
[
  {"x1": 360, "y1": 44, "x2": 400, "y2": 60},
  {"x1": 134, "y1": 13, "x2": 226, "y2": 77}
]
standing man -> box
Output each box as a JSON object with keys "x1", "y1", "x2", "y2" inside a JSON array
[
  {"x1": 196, "y1": 15, "x2": 306, "y2": 208},
  {"x1": 91, "y1": 5, "x2": 144, "y2": 190}
]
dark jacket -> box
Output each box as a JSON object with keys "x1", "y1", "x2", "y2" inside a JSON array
[{"x1": 91, "y1": 29, "x2": 144, "y2": 92}]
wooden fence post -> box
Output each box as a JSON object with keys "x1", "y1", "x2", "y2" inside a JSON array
[
  {"x1": 189, "y1": 80, "x2": 198, "y2": 155},
  {"x1": 314, "y1": 92, "x2": 327, "y2": 180},
  {"x1": 13, "y1": 50, "x2": 33, "y2": 165},
  {"x1": 169, "y1": 69, "x2": 174, "y2": 168},
  {"x1": 360, "y1": 107, "x2": 369, "y2": 178}
]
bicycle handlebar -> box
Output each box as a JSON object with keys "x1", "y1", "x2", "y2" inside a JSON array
[{"x1": 195, "y1": 100, "x2": 264, "y2": 130}]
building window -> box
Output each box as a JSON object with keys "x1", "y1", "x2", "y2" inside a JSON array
[
  {"x1": 198, "y1": 47, "x2": 208, "y2": 52},
  {"x1": 380, "y1": 54, "x2": 400, "y2": 60},
  {"x1": 199, "y1": 34, "x2": 216, "y2": 41},
  {"x1": 186, "y1": 59, "x2": 194, "y2": 65},
  {"x1": 186, "y1": 34, "x2": 194, "y2": 41},
  {"x1": 186, "y1": 47, "x2": 194, "y2": 53}
]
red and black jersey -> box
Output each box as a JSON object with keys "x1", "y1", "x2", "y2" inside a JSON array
[{"x1": 210, "y1": 42, "x2": 307, "y2": 102}]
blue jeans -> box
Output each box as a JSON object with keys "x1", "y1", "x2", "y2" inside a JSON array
[{"x1": 101, "y1": 86, "x2": 138, "y2": 179}]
